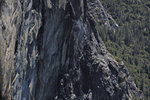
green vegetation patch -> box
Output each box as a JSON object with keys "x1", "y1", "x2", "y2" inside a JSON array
[{"x1": 97, "y1": 0, "x2": 150, "y2": 99}]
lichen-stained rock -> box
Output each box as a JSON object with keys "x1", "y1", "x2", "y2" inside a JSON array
[{"x1": 0, "y1": 0, "x2": 144, "y2": 100}]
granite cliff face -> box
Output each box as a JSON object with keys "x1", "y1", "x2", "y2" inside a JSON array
[{"x1": 0, "y1": 0, "x2": 144, "y2": 100}]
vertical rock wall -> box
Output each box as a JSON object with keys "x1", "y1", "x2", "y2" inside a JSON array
[{"x1": 0, "y1": 0, "x2": 144, "y2": 100}]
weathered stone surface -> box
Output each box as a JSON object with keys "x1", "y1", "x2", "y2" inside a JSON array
[{"x1": 0, "y1": 0, "x2": 144, "y2": 100}]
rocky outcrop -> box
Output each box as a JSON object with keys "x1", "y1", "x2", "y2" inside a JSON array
[
  {"x1": 88, "y1": 0, "x2": 118, "y2": 29},
  {"x1": 0, "y1": 0, "x2": 143, "y2": 100}
]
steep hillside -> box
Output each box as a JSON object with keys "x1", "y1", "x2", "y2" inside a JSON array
[{"x1": 99, "y1": 0, "x2": 150, "y2": 99}]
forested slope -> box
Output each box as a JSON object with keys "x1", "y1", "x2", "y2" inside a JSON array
[{"x1": 98, "y1": 0, "x2": 150, "y2": 99}]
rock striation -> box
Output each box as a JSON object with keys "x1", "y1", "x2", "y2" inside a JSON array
[{"x1": 0, "y1": 0, "x2": 144, "y2": 100}]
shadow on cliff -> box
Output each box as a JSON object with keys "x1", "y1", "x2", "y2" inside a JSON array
[
  {"x1": 0, "y1": 0, "x2": 5, "y2": 18},
  {"x1": 0, "y1": 62, "x2": 5, "y2": 100}
]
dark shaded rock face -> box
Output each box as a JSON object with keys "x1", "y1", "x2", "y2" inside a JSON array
[{"x1": 0, "y1": 0, "x2": 144, "y2": 100}]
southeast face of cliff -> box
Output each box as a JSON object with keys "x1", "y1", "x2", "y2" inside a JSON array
[{"x1": 0, "y1": 0, "x2": 144, "y2": 100}]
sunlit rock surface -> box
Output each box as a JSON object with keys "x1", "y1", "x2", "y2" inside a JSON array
[{"x1": 0, "y1": 0, "x2": 144, "y2": 100}]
